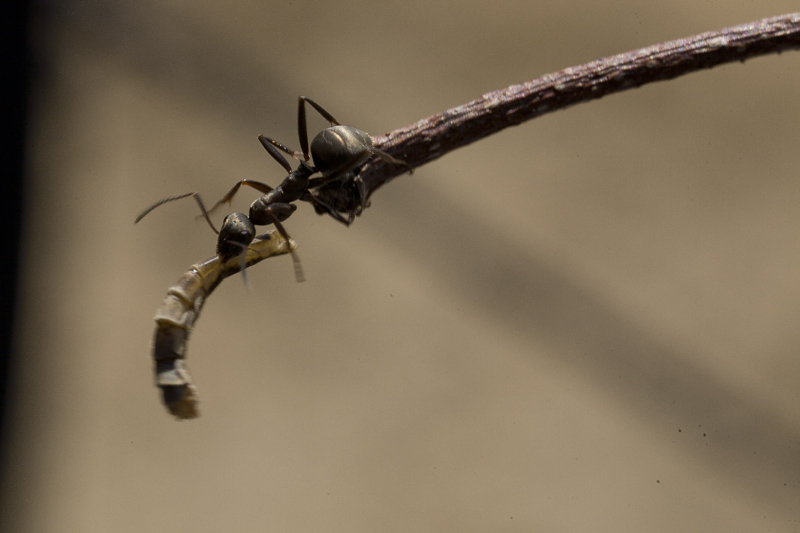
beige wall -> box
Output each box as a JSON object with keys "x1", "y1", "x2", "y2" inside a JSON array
[{"x1": 3, "y1": 2, "x2": 800, "y2": 531}]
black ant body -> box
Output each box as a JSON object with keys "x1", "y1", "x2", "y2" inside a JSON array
[{"x1": 135, "y1": 96, "x2": 412, "y2": 281}]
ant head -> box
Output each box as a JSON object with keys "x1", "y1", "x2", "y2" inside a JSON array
[{"x1": 217, "y1": 212, "x2": 255, "y2": 261}]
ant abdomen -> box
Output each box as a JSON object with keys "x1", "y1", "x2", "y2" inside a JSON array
[{"x1": 311, "y1": 125, "x2": 374, "y2": 177}]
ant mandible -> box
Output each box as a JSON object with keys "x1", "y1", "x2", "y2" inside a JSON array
[{"x1": 135, "y1": 96, "x2": 413, "y2": 281}]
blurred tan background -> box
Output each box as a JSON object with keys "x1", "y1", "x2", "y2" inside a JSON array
[{"x1": 2, "y1": 1, "x2": 799, "y2": 531}]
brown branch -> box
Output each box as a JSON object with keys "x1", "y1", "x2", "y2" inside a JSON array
[
  {"x1": 357, "y1": 12, "x2": 800, "y2": 196},
  {"x1": 150, "y1": 14, "x2": 800, "y2": 419}
]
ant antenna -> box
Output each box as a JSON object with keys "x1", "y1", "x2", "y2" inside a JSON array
[{"x1": 135, "y1": 192, "x2": 219, "y2": 234}]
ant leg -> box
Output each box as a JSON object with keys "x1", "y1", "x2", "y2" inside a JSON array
[
  {"x1": 135, "y1": 192, "x2": 219, "y2": 234},
  {"x1": 192, "y1": 194, "x2": 219, "y2": 233},
  {"x1": 308, "y1": 175, "x2": 368, "y2": 225},
  {"x1": 297, "y1": 98, "x2": 310, "y2": 162},
  {"x1": 258, "y1": 134, "x2": 302, "y2": 169},
  {"x1": 370, "y1": 147, "x2": 413, "y2": 174},
  {"x1": 301, "y1": 96, "x2": 340, "y2": 125},
  {"x1": 301, "y1": 190, "x2": 352, "y2": 226},
  {"x1": 298, "y1": 96, "x2": 340, "y2": 161},
  {"x1": 353, "y1": 175, "x2": 368, "y2": 216},
  {"x1": 206, "y1": 179, "x2": 275, "y2": 216},
  {"x1": 267, "y1": 212, "x2": 305, "y2": 283}
]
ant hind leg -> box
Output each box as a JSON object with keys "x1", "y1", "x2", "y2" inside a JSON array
[{"x1": 298, "y1": 96, "x2": 340, "y2": 161}]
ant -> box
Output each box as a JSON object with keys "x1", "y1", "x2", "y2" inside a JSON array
[{"x1": 136, "y1": 96, "x2": 412, "y2": 281}]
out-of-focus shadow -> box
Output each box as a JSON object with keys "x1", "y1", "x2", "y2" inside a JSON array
[{"x1": 375, "y1": 178, "x2": 800, "y2": 513}]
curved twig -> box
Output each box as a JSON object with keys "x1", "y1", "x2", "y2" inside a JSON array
[
  {"x1": 358, "y1": 13, "x2": 800, "y2": 195},
  {"x1": 148, "y1": 14, "x2": 800, "y2": 419},
  {"x1": 152, "y1": 230, "x2": 294, "y2": 418}
]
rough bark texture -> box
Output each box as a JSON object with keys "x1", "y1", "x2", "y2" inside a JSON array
[{"x1": 357, "y1": 13, "x2": 800, "y2": 196}]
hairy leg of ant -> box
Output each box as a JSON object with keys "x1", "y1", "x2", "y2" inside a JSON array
[
  {"x1": 312, "y1": 149, "x2": 410, "y2": 218},
  {"x1": 301, "y1": 97, "x2": 340, "y2": 125},
  {"x1": 300, "y1": 190, "x2": 353, "y2": 226},
  {"x1": 353, "y1": 175, "x2": 368, "y2": 216},
  {"x1": 308, "y1": 175, "x2": 369, "y2": 225},
  {"x1": 258, "y1": 134, "x2": 301, "y2": 169},
  {"x1": 298, "y1": 96, "x2": 340, "y2": 161},
  {"x1": 205, "y1": 179, "x2": 274, "y2": 217},
  {"x1": 370, "y1": 147, "x2": 414, "y2": 174},
  {"x1": 267, "y1": 212, "x2": 305, "y2": 283},
  {"x1": 303, "y1": 175, "x2": 357, "y2": 220},
  {"x1": 135, "y1": 192, "x2": 219, "y2": 234}
]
